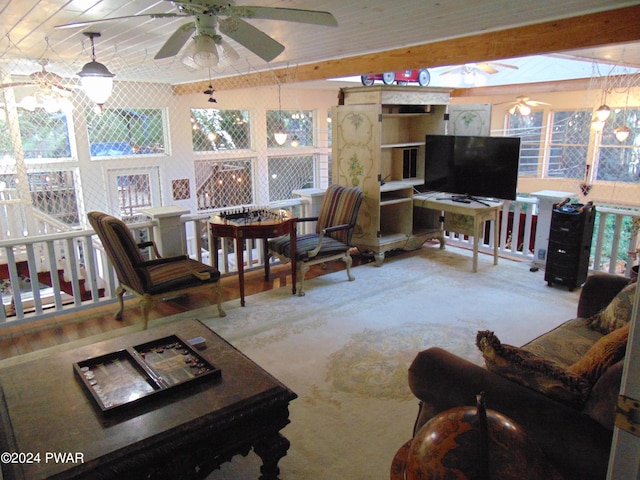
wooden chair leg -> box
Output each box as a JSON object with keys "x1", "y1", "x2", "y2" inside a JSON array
[
  {"x1": 298, "y1": 263, "x2": 309, "y2": 296},
  {"x1": 215, "y1": 281, "x2": 226, "y2": 317},
  {"x1": 115, "y1": 285, "x2": 126, "y2": 320},
  {"x1": 140, "y1": 294, "x2": 153, "y2": 330},
  {"x1": 344, "y1": 251, "x2": 355, "y2": 281}
]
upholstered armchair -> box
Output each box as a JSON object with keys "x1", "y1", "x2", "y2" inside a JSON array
[
  {"x1": 87, "y1": 211, "x2": 225, "y2": 329},
  {"x1": 266, "y1": 184, "x2": 364, "y2": 296}
]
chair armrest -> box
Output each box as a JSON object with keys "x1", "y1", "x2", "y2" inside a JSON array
[
  {"x1": 138, "y1": 255, "x2": 189, "y2": 267},
  {"x1": 408, "y1": 347, "x2": 612, "y2": 480},
  {"x1": 137, "y1": 241, "x2": 162, "y2": 259},
  {"x1": 577, "y1": 273, "x2": 631, "y2": 318},
  {"x1": 297, "y1": 216, "x2": 319, "y2": 223},
  {"x1": 322, "y1": 223, "x2": 351, "y2": 234}
]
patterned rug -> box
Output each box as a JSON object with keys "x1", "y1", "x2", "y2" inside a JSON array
[{"x1": 191, "y1": 246, "x2": 580, "y2": 479}]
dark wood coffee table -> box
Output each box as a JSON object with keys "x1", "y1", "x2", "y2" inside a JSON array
[{"x1": 0, "y1": 319, "x2": 297, "y2": 480}]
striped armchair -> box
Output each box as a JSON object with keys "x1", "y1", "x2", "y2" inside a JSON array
[
  {"x1": 87, "y1": 211, "x2": 225, "y2": 329},
  {"x1": 266, "y1": 184, "x2": 364, "y2": 296}
]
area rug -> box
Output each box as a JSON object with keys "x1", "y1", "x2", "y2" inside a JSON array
[{"x1": 184, "y1": 246, "x2": 581, "y2": 479}]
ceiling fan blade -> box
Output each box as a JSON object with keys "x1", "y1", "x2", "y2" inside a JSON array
[
  {"x1": 55, "y1": 13, "x2": 183, "y2": 29},
  {"x1": 489, "y1": 62, "x2": 519, "y2": 70},
  {"x1": 219, "y1": 17, "x2": 284, "y2": 62},
  {"x1": 232, "y1": 6, "x2": 338, "y2": 26},
  {"x1": 476, "y1": 63, "x2": 499, "y2": 74},
  {"x1": 0, "y1": 81, "x2": 34, "y2": 89},
  {"x1": 527, "y1": 100, "x2": 551, "y2": 106},
  {"x1": 155, "y1": 22, "x2": 196, "y2": 59},
  {"x1": 494, "y1": 100, "x2": 517, "y2": 106}
]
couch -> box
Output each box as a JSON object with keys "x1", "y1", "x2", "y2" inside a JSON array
[{"x1": 408, "y1": 273, "x2": 635, "y2": 480}]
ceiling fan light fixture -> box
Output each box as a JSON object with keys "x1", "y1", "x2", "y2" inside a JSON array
[
  {"x1": 595, "y1": 104, "x2": 611, "y2": 122},
  {"x1": 77, "y1": 32, "x2": 114, "y2": 106},
  {"x1": 192, "y1": 35, "x2": 219, "y2": 68},
  {"x1": 518, "y1": 104, "x2": 531, "y2": 116}
]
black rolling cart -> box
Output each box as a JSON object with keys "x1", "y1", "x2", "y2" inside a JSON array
[{"x1": 545, "y1": 199, "x2": 595, "y2": 291}]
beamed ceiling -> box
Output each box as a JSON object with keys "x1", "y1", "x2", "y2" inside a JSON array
[{"x1": 1, "y1": 1, "x2": 639, "y2": 93}]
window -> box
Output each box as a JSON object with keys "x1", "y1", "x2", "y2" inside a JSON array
[
  {"x1": 87, "y1": 108, "x2": 166, "y2": 157},
  {"x1": 0, "y1": 108, "x2": 72, "y2": 160},
  {"x1": 106, "y1": 168, "x2": 161, "y2": 221},
  {"x1": 28, "y1": 170, "x2": 80, "y2": 225},
  {"x1": 595, "y1": 108, "x2": 640, "y2": 182},
  {"x1": 268, "y1": 155, "x2": 315, "y2": 201},
  {"x1": 266, "y1": 109, "x2": 314, "y2": 148},
  {"x1": 195, "y1": 159, "x2": 254, "y2": 210},
  {"x1": 507, "y1": 112, "x2": 544, "y2": 176},
  {"x1": 191, "y1": 109, "x2": 250, "y2": 151},
  {"x1": 547, "y1": 110, "x2": 591, "y2": 179}
]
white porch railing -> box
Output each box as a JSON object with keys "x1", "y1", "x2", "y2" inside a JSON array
[
  {"x1": 0, "y1": 199, "x2": 307, "y2": 328},
  {"x1": 444, "y1": 197, "x2": 640, "y2": 277},
  {"x1": 1, "y1": 195, "x2": 638, "y2": 328}
]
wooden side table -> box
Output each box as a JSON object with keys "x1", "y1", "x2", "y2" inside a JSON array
[{"x1": 210, "y1": 215, "x2": 297, "y2": 306}]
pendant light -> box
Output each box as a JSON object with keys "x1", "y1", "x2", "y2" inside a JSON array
[
  {"x1": 77, "y1": 32, "x2": 115, "y2": 106},
  {"x1": 274, "y1": 83, "x2": 287, "y2": 146},
  {"x1": 595, "y1": 104, "x2": 611, "y2": 122},
  {"x1": 615, "y1": 88, "x2": 632, "y2": 142}
]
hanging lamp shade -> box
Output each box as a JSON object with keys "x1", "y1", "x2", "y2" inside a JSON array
[
  {"x1": 274, "y1": 84, "x2": 287, "y2": 145},
  {"x1": 615, "y1": 125, "x2": 631, "y2": 142},
  {"x1": 595, "y1": 104, "x2": 611, "y2": 122},
  {"x1": 274, "y1": 131, "x2": 288, "y2": 145},
  {"x1": 77, "y1": 32, "x2": 115, "y2": 106}
]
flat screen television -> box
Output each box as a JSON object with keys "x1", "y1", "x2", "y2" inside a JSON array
[{"x1": 421, "y1": 134, "x2": 521, "y2": 201}]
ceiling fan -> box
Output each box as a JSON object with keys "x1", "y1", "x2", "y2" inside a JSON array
[
  {"x1": 0, "y1": 60, "x2": 76, "y2": 96},
  {"x1": 439, "y1": 62, "x2": 518, "y2": 85},
  {"x1": 55, "y1": 0, "x2": 338, "y2": 68},
  {"x1": 496, "y1": 96, "x2": 551, "y2": 115}
]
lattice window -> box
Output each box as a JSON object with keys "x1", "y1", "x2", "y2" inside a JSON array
[
  {"x1": 266, "y1": 109, "x2": 314, "y2": 148},
  {"x1": 28, "y1": 170, "x2": 80, "y2": 225},
  {"x1": 268, "y1": 155, "x2": 315, "y2": 202},
  {"x1": 86, "y1": 108, "x2": 166, "y2": 157},
  {"x1": 195, "y1": 158, "x2": 254, "y2": 210},
  {"x1": 0, "y1": 108, "x2": 72, "y2": 159},
  {"x1": 117, "y1": 173, "x2": 153, "y2": 220},
  {"x1": 547, "y1": 110, "x2": 591, "y2": 179},
  {"x1": 191, "y1": 109, "x2": 250, "y2": 151},
  {"x1": 596, "y1": 107, "x2": 640, "y2": 182},
  {"x1": 507, "y1": 112, "x2": 544, "y2": 177}
]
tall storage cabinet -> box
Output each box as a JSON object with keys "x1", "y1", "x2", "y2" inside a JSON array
[
  {"x1": 331, "y1": 86, "x2": 451, "y2": 264},
  {"x1": 545, "y1": 202, "x2": 596, "y2": 291}
]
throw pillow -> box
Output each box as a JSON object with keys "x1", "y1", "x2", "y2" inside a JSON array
[
  {"x1": 476, "y1": 330, "x2": 590, "y2": 408},
  {"x1": 588, "y1": 282, "x2": 636, "y2": 334},
  {"x1": 569, "y1": 322, "x2": 630, "y2": 385}
]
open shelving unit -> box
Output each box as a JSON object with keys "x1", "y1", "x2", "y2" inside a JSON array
[{"x1": 332, "y1": 85, "x2": 451, "y2": 264}]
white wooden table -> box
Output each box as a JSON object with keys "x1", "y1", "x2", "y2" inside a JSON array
[{"x1": 413, "y1": 193, "x2": 503, "y2": 272}]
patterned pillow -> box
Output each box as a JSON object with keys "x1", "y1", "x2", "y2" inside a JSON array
[
  {"x1": 569, "y1": 322, "x2": 629, "y2": 385},
  {"x1": 588, "y1": 282, "x2": 636, "y2": 334},
  {"x1": 476, "y1": 330, "x2": 590, "y2": 408}
]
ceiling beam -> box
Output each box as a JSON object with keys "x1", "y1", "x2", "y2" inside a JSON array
[
  {"x1": 450, "y1": 73, "x2": 640, "y2": 97},
  {"x1": 174, "y1": 4, "x2": 640, "y2": 94}
]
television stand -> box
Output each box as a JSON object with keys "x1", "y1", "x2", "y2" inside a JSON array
[{"x1": 413, "y1": 193, "x2": 503, "y2": 272}]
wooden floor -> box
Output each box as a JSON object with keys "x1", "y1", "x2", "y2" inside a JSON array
[{"x1": 0, "y1": 254, "x2": 375, "y2": 361}]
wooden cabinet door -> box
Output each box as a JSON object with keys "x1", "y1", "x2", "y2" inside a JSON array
[{"x1": 332, "y1": 104, "x2": 381, "y2": 248}]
